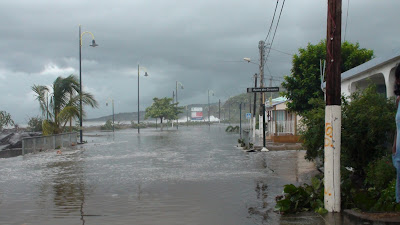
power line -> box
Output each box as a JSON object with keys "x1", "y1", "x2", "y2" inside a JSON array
[
  {"x1": 267, "y1": 47, "x2": 293, "y2": 56},
  {"x1": 264, "y1": 0, "x2": 279, "y2": 43},
  {"x1": 265, "y1": 0, "x2": 286, "y2": 64},
  {"x1": 344, "y1": 0, "x2": 350, "y2": 41}
]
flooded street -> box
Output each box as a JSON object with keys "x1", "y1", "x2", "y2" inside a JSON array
[{"x1": 0, "y1": 125, "x2": 322, "y2": 224}]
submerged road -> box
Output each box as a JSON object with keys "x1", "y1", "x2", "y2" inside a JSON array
[{"x1": 0, "y1": 125, "x2": 323, "y2": 224}]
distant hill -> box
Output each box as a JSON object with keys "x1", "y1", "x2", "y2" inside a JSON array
[
  {"x1": 85, "y1": 112, "x2": 144, "y2": 122},
  {"x1": 86, "y1": 90, "x2": 283, "y2": 123}
]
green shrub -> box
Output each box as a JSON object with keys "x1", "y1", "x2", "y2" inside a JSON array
[
  {"x1": 298, "y1": 98, "x2": 325, "y2": 160},
  {"x1": 101, "y1": 119, "x2": 114, "y2": 130},
  {"x1": 341, "y1": 84, "x2": 396, "y2": 177},
  {"x1": 370, "y1": 179, "x2": 400, "y2": 212},
  {"x1": 365, "y1": 155, "x2": 396, "y2": 192}
]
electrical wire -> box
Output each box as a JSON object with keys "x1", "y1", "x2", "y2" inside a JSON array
[
  {"x1": 264, "y1": 0, "x2": 279, "y2": 43},
  {"x1": 268, "y1": 47, "x2": 293, "y2": 56},
  {"x1": 265, "y1": 0, "x2": 286, "y2": 64},
  {"x1": 344, "y1": 0, "x2": 350, "y2": 41}
]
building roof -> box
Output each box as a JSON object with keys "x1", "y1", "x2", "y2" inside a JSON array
[
  {"x1": 266, "y1": 96, "x2": 288, "y2": 108},
  {"x1": 341, "y1": 48, "x2": 400, "y2": 81}
]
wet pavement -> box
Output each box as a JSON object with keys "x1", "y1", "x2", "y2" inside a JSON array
[{"x1": 0, "y1": 125, "x2": 330, "y2": 224}]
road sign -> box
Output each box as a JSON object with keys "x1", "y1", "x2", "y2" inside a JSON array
[
  {"x1": 245, "y1": 113, "x2": 251, "y2": 119},
  {"x1": 247, "y1": 87, "x2": 279, "y2": 93}
]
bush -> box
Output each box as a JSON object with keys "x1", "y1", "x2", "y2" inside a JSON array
[
  {"x1": 101, "y1": 119, "x2": 114, "y2": 130},
  {"x1": 282, "y1": 84, "x2": 397, "y2": 213},
  {"x1": 299, "y1": 98, "x2": 325, "y2": 160},
  {"x1": 27, "y1": 116, "x2": 43, "y2": 132},
  {"x1": 370, "y1": 179, "x2": 400, "y2": 212},
  {"x1": 300, "y1": 84, "x2": 395, "y2": 176},
  {"x1": 275, "y1": 175, "x2": 327, "y2": 214},
  {"x1": 341, "y1": 84, "x2": 396, "y2": 177},
  {"x1": 365, "y1": 155, "x2": 396, "y2": 192}
]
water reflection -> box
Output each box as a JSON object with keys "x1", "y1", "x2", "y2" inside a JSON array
[{"x1": 38, "y1": 151, "x2": 90, "y2": 224}]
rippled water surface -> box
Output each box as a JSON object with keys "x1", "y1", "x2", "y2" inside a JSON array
[{"x1": 0, "y1": 125, "x2": 320, "y2": 224}]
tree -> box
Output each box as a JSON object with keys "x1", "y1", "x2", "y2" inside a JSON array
[
  {"x1": 282, "y1": 40, "x2": 374, "y2": 115},
  {"x1": 145, "y1": 97, "x2": 183, "y2": 130},
  {"x1": 0, "y1": 111, "x2": 14, "y2": 130},
  {"x1": 27, "y1": 116, "x2": 43, "y2": 132},
  {"x1": 32, "y1": 75, "x2": 98, "y2": 135}
]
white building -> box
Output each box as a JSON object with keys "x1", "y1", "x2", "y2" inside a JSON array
[{"x1": 341, "y1": 49, "x2": 400, "y2": 98}]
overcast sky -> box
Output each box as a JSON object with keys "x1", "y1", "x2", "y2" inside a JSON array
[{"x1": 1, "y1": 0, "x2": 399, "y2": 124}]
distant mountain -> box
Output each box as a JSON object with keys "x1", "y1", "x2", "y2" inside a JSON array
[
  {"x1": 85, "y1": 90, "x2": 283, "y2": 123},
  {"x1": 85, "y1": 112, "x2": 145, "y2": 122}
]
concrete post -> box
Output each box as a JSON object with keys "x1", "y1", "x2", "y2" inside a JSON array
[
  {"x1": 324, "y1": 105, "x2": 341, "y2": 212},
  {"x1": 22, "y1": 139, "x2": 25, "y2": 155},
  {"x1": 33, "y1": 138, "x2": 36, "y2": 153}
]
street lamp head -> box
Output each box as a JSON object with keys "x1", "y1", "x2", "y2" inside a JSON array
[
  {"x1": 243, "y1": 57, "x2": 251, "y2": 63},
  {"x1": 144, "y1": 72, "x2": 149, "y2": 77},
  {"x1": 90, "y1": 39, "x2": 98, "y2": 47},
  {"x1": 181, "y1": 85, "x2": 184, "y2": 90}
]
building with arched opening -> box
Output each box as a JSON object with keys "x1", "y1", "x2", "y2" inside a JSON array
[{"x1": 341, "y1": 49, "x2": 400, "y2": 98}]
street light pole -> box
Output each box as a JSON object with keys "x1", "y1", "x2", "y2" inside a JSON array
[
  {"x1": 79, "y1": 25, "x2": 98, "y2": 144},
  {"x1": 208, "y1": 89, "x2": 210, "y2": 126},
  {"x1": 106, "y1": 98, "x2": 115, "y2": 132},
  {"x1": 79, "y1": 26, "x2": 82, "y2": 142},
  {"x1": 137, "y1": 64, "x2": 149, "y2": 134},
  {"x1": 176, "y1": 81, "x2": 184, "y2": 130},
  {"x1": 138, "y1": 64, "x2": 140, "y2": 134}
]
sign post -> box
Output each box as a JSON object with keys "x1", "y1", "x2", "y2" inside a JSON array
[
  {"x1": 246, "y1": 87, "x2": 280, "y2": 151},
  {"x1": 247, "y1": 87, "x2": 279, "y2": 93}
]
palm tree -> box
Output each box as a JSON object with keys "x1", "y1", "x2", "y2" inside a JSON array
[{"x1": 32, "y1": 75, "x2": 98, "y2": 135}]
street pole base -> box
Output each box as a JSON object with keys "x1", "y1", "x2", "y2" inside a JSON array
[{"x1": 261, "y1": 147, "x2": 269, "y2": 152}]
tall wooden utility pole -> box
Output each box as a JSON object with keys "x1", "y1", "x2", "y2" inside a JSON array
[
  {"x1": 258, "y1": 41, "x2": 265, "y2": 137},
  {"x1": 325, "y1": 0, "x2": 342, "y2": 212},
  {"x1": 253, "y1": 73, "x2": 257, "y2": 140}
]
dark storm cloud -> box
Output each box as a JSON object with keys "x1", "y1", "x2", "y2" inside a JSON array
[{"x1": 1, "y1": 0, "x2": 400, "y2": 122}]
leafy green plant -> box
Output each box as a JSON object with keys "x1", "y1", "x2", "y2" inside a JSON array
[{"x1": 275, "y1": 176, "x2": 327, "y2": 214}]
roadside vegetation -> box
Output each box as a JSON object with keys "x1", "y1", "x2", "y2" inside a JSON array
[
  {"x1": 32, "y1": 75, "x2": 98, "y2": 135},
  {"x1": 0, "y1": 111, "x2": 14, "y2": 130},
  {"x1": 275, "y1": 41, "x2": 399, "y2": 214},
  {"x1": 27, "y1": 116, "x2": 43, "y2": 132}
]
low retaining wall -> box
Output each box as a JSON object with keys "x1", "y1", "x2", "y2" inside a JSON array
[
  {"x1": 22, "y1": 132, "x2": 78, "y2": 155},
  {"x1": 0, "y1": 149, "x2": 22, "y2": 158}
]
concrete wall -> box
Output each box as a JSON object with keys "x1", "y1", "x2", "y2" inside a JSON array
[{"x1": 0, "y1": 149, "x2": 22, "y2": 158}]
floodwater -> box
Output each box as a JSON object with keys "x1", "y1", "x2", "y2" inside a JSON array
[{"x1": 0, "y1": 125, "x2": 324, "y2": 225}]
